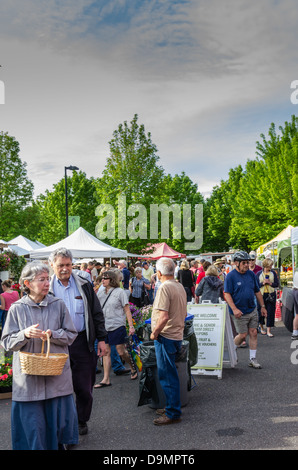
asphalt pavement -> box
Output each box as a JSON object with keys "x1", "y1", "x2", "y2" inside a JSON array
[{"x1": 1, "y1": 321, "x2": 298, "y2": 454}]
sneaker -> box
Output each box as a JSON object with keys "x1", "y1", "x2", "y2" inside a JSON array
[
  {"x1": 291, "y1": 334, "x2": 298, "y2": 340},
  {"x1": 249, "y1": 358, "x2": 262, "y2": 369}
]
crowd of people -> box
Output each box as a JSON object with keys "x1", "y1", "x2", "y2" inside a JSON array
[{"x1": 0, "y1": 247, "x2": 291, "y2": 449}]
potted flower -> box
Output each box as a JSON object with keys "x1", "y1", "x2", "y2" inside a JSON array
[
  {"x1": 0, "y1": 253, "x2": 11, "y2": 280},
  {"x1": 6, "y1": 251, "x2": 26, "y2": 281},
  {"x1": 0, "y1": 355, "x2": 13, "y2": 397},
  {"x1": 12, "y1": 282, "x2": 21, "y2": 295}
]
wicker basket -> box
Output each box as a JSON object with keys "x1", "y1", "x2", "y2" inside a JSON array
[{"x1": 19, "y1": 332, "x2": 69, "y2": 376}]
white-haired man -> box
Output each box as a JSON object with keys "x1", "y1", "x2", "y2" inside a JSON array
[
  {"x1": 49, "y1": 247, "x2": 107, "y2": 436},
  {"x1": 150, "y1": 257, "x2": 187, "y2": 425}
]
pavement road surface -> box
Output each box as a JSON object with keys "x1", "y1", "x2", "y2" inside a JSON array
[{"x1": 1, "y1": 321, "x2": 298, "y2": 455}]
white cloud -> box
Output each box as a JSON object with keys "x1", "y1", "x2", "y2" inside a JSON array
[{"x1": 1, "y1": 0, "x2": 298, "y2": 200}]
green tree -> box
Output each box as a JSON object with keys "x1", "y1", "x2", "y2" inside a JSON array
[
  {"x1": 229, "y1": 116, "x2": 298, "y2": 250},
  {"x1": 37, "y1": 171, "x2": 100, "y2": 245},
  {"x1": 159, "y1": 172, "x2": 205, "y2": 254},
  {"x1": 95, "y1": 114, "x2": 165, "y2": 253},
  {"x1": 205, "y1": 166, "x2": 244, "y2": 251},
  {"x1": 0, "y1": 132, "x2": 35, "y2": 239}
]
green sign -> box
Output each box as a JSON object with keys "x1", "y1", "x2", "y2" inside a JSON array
[{"x1": 68, "y1": 216, "x2": 80, "y2": 234}]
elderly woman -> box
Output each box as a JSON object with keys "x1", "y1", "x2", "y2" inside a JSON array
[
  {"x1": 129, "y1": 267, "x2": 151, "y2": 307},
  {"x1": 256, "y1": 259, "x2": 279, "y2": 337},
  {"x1": 1, "y1": 262, "x2": 78, "y2": 450},
  {"x1": 95, "y1": 270, "x2": 137, "y2": 387}
]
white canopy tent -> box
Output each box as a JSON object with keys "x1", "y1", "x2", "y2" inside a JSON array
[
  {"x1": 5, "y1": 245, "x2": 29, "y2": 256},
  {"x1": 29, "y1": 227, "x2": 128, "y2": 260},
  {"x1": 0, "y1": 237, "x2": 32, "y2": 256},
  {"x1": 7, "y1": 235, "x2": 46, "y2": 252}
]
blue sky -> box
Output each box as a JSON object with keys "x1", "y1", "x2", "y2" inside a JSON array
[{"x1": 0, "y1": 0, "x2": 298, "y2": 198}]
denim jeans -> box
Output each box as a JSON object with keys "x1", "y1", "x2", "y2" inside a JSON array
[
  {"x1": 148, "y1": 287, "x2": 154, "y2": 304},
  {"x1": 154, "y1": 335, "x2": 182, "y2": 420},
  {"x1": 111, "y1": 345, "x2": 125, "y2": 372}
]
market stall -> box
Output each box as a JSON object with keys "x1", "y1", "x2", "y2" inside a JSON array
[
  {"x1": 29, "y1": 227, "x2": 128, "y2": 260},
  {"x1": 281, "y1": 226, "x2": 298, "y2": 331}
]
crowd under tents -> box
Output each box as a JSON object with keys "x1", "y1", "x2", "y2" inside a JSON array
[{"x1": 29, "y1": 227, "x2": 128, "y2": 260}]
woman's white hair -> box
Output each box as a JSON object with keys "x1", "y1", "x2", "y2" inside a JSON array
[
  {"x1": 156, "y1": 257, "x2": 175, "y2": 276},
  {"x1": 20, "y1": 261, "x2": 50, "y2": 293}
]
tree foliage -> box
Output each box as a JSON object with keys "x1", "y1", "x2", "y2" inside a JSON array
[
  {"x1": 95, "y1": 114, "x2": 165, "y2": 253},
  {"x1": 204, "y1": 115, "x2": 298, "y2": 252},
  {"x1": 205, "y1": 166, "x2": 244, "y2": 252},
  {"x1": 37, "y1": 171, "x2": 100, "y2": 245},
  {"x1": 95, "y1": 115, "x2": 205, "y2": 254},
  {"x1": 1, "y1": 115, "x2": 298, "y2": 255},
  {"x1": 228, "y1": 116, "x2": 298, "y2": 250},
  {"x1": 0, "y1": 132, "x2": 35, "y2": 239}
]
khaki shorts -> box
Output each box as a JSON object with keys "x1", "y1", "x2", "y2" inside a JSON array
[{"x1": 232, "y1": 307, "x2": 259, "y2": 334}]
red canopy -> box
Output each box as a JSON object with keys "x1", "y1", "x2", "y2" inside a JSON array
[{"x1": 144, "y1": 242, "x2": 186, "y2": 260}]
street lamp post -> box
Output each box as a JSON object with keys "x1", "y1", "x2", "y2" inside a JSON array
[{"x1": 65, "y1": 165, "x2": 79, "y2": 237}]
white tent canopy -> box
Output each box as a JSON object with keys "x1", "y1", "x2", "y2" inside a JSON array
[
  {"x1": 7, "y1": 235, "x2": 45, "y2": 252},
  {"x1": 291, "y1": 227, "x2": 298, "y2": 246},
  {"x1": 5, "y1": 245, "x2": 29, "y2": 256},
  {"x1": 29, "y1": 227, "x2": 128, "y2": 259},
  {"x1": 257, "y1": 225, "x2": 294, "y2": 254}
]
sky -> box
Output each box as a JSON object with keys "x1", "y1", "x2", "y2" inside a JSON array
[{"x1": 1, "y1": 0, "x2": 298, "y2": 199}]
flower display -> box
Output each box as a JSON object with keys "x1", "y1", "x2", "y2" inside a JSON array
[
  {"x1": 0, "y1": 356, "x2": 13, "y2": 388},
  {"x1": 0, "y1": 253, "x2": 10, "y2": 271},
  {"x1": 12, "y1": 283, "x2": 21, "y2": 295},
  {"x1": 127, "y1": 303, "x2": 152, "y2": 335}
]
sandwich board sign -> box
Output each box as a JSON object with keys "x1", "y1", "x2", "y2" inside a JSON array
[{"x1": 187, "y1": 302, "x2": 237, "y2": 379}]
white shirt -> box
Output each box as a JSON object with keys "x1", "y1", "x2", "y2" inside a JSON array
[{"x1": 98, "y1": 287, "x2": 128, "y2": 331}]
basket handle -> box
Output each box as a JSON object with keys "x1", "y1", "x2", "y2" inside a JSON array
[{"x1": 41, "y1": 332, "x2": 50, "y2": 358}]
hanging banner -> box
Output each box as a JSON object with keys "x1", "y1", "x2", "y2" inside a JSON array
[{"x1": 68, "y1": 216, "x2": 80, "y2": 235}]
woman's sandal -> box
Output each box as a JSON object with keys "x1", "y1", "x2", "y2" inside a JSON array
[
  {"x1": 94, "y1": 382, "x2": 112, "y2": 389},
  {"x1": 131, "y1": 371, "x2": 138, "y2": 380}
]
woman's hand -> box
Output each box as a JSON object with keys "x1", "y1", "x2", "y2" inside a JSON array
[
  {"x1": 40, "y1": 329, "x2": 52, "y2": 341},
  {"x1": 24, "y1": 324, "x2": 51, "y2": 340},
  {"x1": 129, "y1": 326, "x2": 135, "y2": 336}
]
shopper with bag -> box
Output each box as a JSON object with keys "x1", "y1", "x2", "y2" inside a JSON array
[
  {"x1": 256, "y1": 259, "x2": 279, "y2": 337},
  {"x1": 96, "y1": 270, "x2": 138, "y2": 387},
  {"x1": 1, "y1": 262, "x2": 78, "y2": 450},
  {"x1": 129, "y1": 267, "x2": 151, "y2": 307}
]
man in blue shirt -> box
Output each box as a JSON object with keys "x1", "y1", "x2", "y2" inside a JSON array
[
  {"x1": 49, "y1": 247, "x2": 107, "y2": 436},
  {"x1": 224, "y1": 251, "x2": 267, "y2": 369}
]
